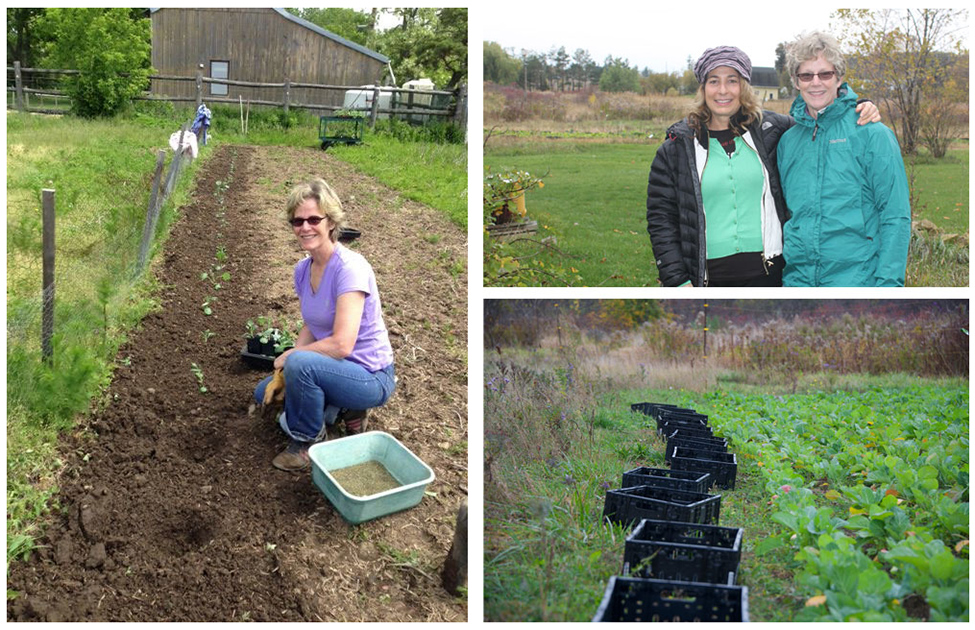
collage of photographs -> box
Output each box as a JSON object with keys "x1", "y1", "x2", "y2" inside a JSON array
[{"x1": 4, "y1": 5, "x2": 970, "y2": 624}]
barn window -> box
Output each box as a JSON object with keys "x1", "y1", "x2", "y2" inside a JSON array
[{"x1": 210, "y1": 61, "x2": 229, "y2": 96}]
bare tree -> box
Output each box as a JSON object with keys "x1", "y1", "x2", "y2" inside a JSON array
[{"x1": 833, "y1": 8, "x2": 969, "y2": 155}]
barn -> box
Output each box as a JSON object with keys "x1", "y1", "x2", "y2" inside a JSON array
[
  {"x1": 750, "y1": 66, "x2": 780, "y2": 101},
  {"x1": 149, "y1": 8, "x2": 390, "y2": 110}
]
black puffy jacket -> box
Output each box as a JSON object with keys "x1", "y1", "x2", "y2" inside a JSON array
[{"x1": 646, "y1": 111, "x2": 793, "y2": 286}]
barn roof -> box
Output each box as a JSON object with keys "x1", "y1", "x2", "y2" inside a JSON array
[
  {"x1": 751, "y1": 66, "x2": 779, "y2": 88},
  {"x1": 149, "y1": 8, "x2": 390, "y2": 64}
]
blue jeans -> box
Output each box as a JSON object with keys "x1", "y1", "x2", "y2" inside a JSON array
[{"x1": 253, "y1": 351, "x2": 395, "y2": 442}]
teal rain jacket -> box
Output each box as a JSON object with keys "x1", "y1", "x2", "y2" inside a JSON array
[{"x1": 777, "y1": 84, "x2": 911, "y2": 286}]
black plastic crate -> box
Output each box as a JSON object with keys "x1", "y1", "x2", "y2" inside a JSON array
[
  {"x1": 623, "y1": 519, "x2": 744, "y2": 584},
  {"x1": 592, "y1": 576, "x2": 749, "y2": 622},
  {"x1": 659, "y1": 409, "x2": 709, "y2": 424},
  {"x1": 664, "y1": 426, "x2": 721, "y2": 441},
  {"x1": 630, "y1": 403, "x2": 693, "y2": 423},
  {"x1": 603, "y1": 485, "x2": 721, "y2": 528},
  {"x1": 665, "y1": 436, "x2": 729, "y2": 463},
  {"x1": 621, "y1": 467, "x2": 712, "y2": 494},
  {"x1": 671, "y1": 447, "x2": 738, "y2": 490},
  {"x1": 659, "y1": 419, "x2": 713, "y2": 437}
]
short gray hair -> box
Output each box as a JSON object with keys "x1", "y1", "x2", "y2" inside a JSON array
[{"x1": 787, "y1": 31, "x2": 846, "y2": 87}]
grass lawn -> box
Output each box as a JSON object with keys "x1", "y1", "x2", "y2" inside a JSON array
[
  {"x1": 485, "y1": 140, "x2": 969, "y2": 287},
  {"x1": 485, "y1": 143, "x2": 655, "y2": 286}
]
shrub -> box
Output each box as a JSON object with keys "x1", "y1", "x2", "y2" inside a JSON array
[{"x1": 41, "y1": 8, "x2": 152, "y2": 118}]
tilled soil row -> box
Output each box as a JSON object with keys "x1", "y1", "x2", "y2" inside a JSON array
[{"x1": 8, "y1": 144, "x2": 468, "y2": 622}]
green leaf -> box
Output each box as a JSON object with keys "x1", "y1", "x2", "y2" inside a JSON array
[
  {"x1": 929, "y1": 549, "x2": 957, "y2": 581},
  {"x1": 755, "y1": 536, "x2": 785, "y2": 556},
  {"x1": 858, "y1": 567, "x2": 892, "y2": 594},
  {"x1": 918, "y1": 465, "x2": 939, "y2": 480},
  {"x1": 771, "y1": 511, "x2": 799, "y2": 532}
]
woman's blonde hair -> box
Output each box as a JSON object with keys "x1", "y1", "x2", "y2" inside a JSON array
[
  {"x1": 687, "y1": 73, "x2": 763, "y2": 141},
  {"x1": 285, "y1": 178, "x2": 346, "y2": 242}
]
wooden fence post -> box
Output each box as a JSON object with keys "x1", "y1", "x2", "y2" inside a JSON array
[
  {"x1": 137, "y1": 150, "x2": 167, "y2": 273},
  {"x1": 441, "y1": 498, "x2": 468, "y2": 595},
  {"x1": 283, "y1": 78, "x2": 291, "y2": 115},
  {"x1": 14, "y1": 61, "x2": 26, "y2": 112},
  {"x1": 369, "y1": 86, "x2": 381, "y2": 128},
  {"x1": 42, "y1": 188, "x2": 56, "y2": 363},
  {"x1": 196, "y1": 71, "x2": 203, "y2": 108},
  {"x1": 453, "y1": 84, "x2": 468, "y2": 140}
]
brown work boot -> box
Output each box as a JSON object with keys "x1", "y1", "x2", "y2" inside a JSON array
[
  {"x1": 338, "y1": 409, "x2": 369, "y2": 435},
  {"x1": 272, "y1": 439, "x2": 310, "y2": 471}
]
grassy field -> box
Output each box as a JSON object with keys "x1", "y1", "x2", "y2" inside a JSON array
[
  {"x1": 484, "y1": 140, "x2": 969, "y2": 286},
  {"x1": 204, "y1": 106, "x2": 469, "y2": 227},
  {"x1": 6, "y1": 105, "x2": 466, "y2": 570},
  {"x1": 484, "y1": 354, "x2": 969, "y2": 622}
]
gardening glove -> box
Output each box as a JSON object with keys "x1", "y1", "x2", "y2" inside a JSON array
[{"x1": 263, "y1": 368, "x2": 286, "y2": 406}]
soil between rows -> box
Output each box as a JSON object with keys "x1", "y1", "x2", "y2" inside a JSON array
[{"x1": 8, "y1": 144, "x2": 469, "y2": 622}]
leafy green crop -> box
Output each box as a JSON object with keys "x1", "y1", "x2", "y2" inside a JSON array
[{"x1": 692, "y1": 386, "x2": 969, "y2": 621}]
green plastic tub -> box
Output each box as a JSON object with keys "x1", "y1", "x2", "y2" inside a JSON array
[{"x1": 309, "y1": 431, "x2": 435, "y2": 524}]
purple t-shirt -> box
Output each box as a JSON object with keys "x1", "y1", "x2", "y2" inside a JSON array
[{"x1": 294, "y1": 245, "x2": 393, "y2": 372}]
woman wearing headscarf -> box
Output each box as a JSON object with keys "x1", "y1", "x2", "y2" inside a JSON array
[
  {"x1": 646, "y1": 45, "x2": 880, "y2": 287},
  {"x1": 777, "y1": 32, "x2": 910, "y2": 286}
]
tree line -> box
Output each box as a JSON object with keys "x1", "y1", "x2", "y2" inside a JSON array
[
  {"x1": 485, "y1": 9, "x2": 968, "y2": 157},
  {"x1": 485, "y1": 41, "x2": 701, "y2": 96},
  {"x1": 7, "y1": 7, "x2": 468, "y2": 117}
]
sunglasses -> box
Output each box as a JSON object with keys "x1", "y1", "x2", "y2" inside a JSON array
[
  {"x1": 796, "y1": 71, "x2": 837, "y2": 83},
  {"x1": 290, "y1": 216, "x2": 326, "y2": 227}
]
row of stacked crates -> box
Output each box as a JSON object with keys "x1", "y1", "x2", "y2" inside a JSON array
[{"x1": 592, "y1": 403, "x2": 750, "y2": 622}]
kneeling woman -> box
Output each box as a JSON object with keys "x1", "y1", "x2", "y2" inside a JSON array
[{"x1": 255, "y1": 179, "x2": 395, "y2": 471}]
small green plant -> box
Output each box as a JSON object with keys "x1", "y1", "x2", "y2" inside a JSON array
[
  {"x1": 245, "y1": 315, "x2": 299, "y2": 353},
  {"x1": 200, "y1": 267, "x2": 230, "y2": 290},
  {"x1": 190, "y1": 363, "x2": 207, "y2": 393},
  {"x1": 201, "y1": 296, "x2": 217, "y2": 316},
  {"x1": 201, "y1": 330, "x2": 215, "y2": 343},
  {"x1": 244, "y1": 319, "x2": 259, "y2": 338}
]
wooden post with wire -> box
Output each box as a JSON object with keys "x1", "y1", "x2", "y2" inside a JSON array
[
  {"x1": 42, "y1": 188, "x2": 56, "y2": 364},
  {"x1": 703, "y1": 302, "x2": 709, "y2": 359}
]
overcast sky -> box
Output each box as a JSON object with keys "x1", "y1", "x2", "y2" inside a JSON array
[{"x1": 479, "y1": 7, "x2": 939, "y2": 72}]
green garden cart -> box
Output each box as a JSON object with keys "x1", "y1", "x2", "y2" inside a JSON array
[{"x1": 318, "y1": 115, "x2": 364, "y2": 151}]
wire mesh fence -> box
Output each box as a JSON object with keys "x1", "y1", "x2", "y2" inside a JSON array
[{"x1": 6, "y1": 127, "x2": 196, "y2": 421}]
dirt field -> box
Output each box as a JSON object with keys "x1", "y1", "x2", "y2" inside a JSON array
[{"x1": 7, "y1": 145, "x2": 468, "y2": 621}]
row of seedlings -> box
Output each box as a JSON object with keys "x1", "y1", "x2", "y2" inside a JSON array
[{"x1": 592, "y1": 403, "x2": 749, "y2": 622}]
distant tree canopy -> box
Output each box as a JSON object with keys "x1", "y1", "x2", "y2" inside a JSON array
[
  {"x1": 289, "y1": 7, "x2": 374, "y2": 46},
  {"x1": 598, "y1": 57, "x2": 642, "y2": 93},
  {"x1": 295, "y1": 7, "x2": 467, "y2": 89},
  {"x1": 375, "y1": 8, "x2": 467, "y2": 89},
  {"x1": 483, "y1": 43, "x2": 698, "y2": 95},
  {"x1": 484, "y1": 40, "x2": 522, "y2": 85}
]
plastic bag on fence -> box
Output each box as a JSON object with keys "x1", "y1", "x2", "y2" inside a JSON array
[{"x1": 169, "y1": 130, "x2": 199, "y2": 159}]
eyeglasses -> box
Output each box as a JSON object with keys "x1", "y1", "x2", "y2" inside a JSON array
[
  {"x1": 290, "y1": 216, "x2": 326, "y2": 227},
  {"x1": 796, "y1": 71, "x2": 837, "y2": 83}
]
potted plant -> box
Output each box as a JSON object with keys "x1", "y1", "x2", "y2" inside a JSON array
[
  {"x1": 484, "y1": 168, "x2": 544, "y2": 234},
  {"x1": 243, "y1": 316, "x2": 299, "y2": 368}
]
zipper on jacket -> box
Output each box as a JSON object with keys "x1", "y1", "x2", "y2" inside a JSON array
[{"x1": 812, "y1": 122, "x2": 819, "y2": 141}]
